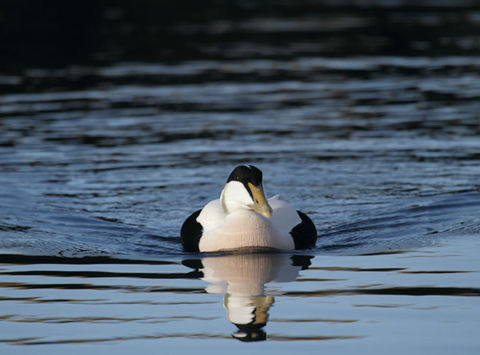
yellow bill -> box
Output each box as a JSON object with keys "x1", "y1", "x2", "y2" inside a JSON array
[{"x1": 247, "y1": 182, "x2": 273, "y2": 218}]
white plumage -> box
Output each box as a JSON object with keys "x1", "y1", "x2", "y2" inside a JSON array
[{"x1": 197, "y1": 194, "x2": 300, "y2": 252}]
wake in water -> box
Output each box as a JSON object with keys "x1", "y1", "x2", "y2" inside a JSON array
[{"x1": 1, "y1": 181, "x2": 479, "y2": 258}]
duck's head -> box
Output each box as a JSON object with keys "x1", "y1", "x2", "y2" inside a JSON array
[{"x1": 220, "y1": 165, "x2": 273, "y2": 218}]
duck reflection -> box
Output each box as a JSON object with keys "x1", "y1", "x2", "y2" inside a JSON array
[{"x1": 183, "y1": 253, "x2": 313, "y2": 342}]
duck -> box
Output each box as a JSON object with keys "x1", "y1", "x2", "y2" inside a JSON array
[{"x1": 180, "y1": 165, "x2": 317, "y2": 252}]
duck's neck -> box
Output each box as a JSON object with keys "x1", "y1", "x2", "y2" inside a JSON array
[{"x1": 220, "y1": 181, "x2": 253, "y2": 216}]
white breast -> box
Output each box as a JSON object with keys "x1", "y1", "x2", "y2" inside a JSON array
[
  {"x1": 198, "y1": 210, "x2": 294, "y2": 252},
  {"x1": 196, "y1": 195, "x2": 300, "y2": 252}
]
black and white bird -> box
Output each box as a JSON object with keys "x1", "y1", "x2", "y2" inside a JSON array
[{"x1": 181, "y1": 165, "x2": 317, "y2": 252}]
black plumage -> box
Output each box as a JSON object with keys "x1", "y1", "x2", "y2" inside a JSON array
[
  {"x1": 290, "y1": 211, "x2": 317, "y2": 249},
  {"x1": 180, "y1": 209, "x2": 203, "y2": 252}
]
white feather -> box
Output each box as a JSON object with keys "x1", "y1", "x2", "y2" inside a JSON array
[
  {"x1": 268, "y1": 195, "x2": 302, "y2": 233},
  {"x1": 196, "y1": 199, "x2": 224, "y2": 231}
]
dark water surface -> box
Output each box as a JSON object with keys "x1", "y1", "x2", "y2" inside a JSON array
[{"x1": 1, "y1": 1, "x2": 480, "y2": 353}]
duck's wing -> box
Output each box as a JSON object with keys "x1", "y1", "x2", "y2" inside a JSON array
[
  {"x1": 290, "y1": 210, "x2": 317, "y2": 249},
  {"x1": 181, "y1": 209, "x2": 203, "y2": 252},
  {"x1": 268, "y1": 196, "x2": 317, "y2": 249},
  {"x1": 268, "y1": 195, "x2": 301, "y2": 232},
  {"x1": 197, "y1": 199, "x2": 225, "y2": 231},
  {"x1": 181, "y1": 199, "x2": 226, "y2": 252}
]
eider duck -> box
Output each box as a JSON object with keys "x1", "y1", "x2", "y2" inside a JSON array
[{"x1": 181, "y1": 165, "x2": 317, "y2": 252}]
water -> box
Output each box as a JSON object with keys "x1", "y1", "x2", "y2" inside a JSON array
[
  {"x1": 1, "y1": 1, "x2": 480, "y2": 353},
  {"x1": 0, "y1": 243, "x2": 478, "y2": 354}
]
